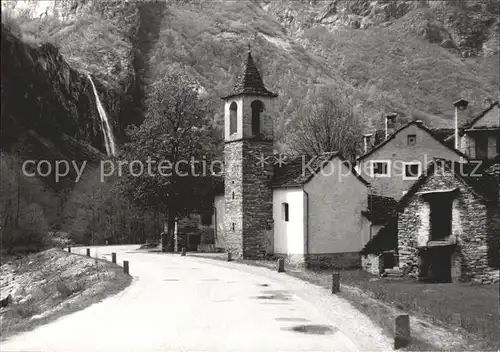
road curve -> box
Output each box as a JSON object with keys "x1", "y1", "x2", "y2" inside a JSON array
[{"x1": 1, "y1": 245, "x2": 392, "y2": 352}]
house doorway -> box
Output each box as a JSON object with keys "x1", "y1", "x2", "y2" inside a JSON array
[
  {"x1": 419, "y1": 245, "x2": 455, "y2": 283},
  {"x1": 428, "y1": 247, "x2": 452, "y2": 283}
]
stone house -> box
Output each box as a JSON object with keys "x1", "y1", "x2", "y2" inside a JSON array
[
  {"x1": 362, "y1": 158, "x2": 500, "y2": 283},
  {"x1": 356, "y1": 119, "x2": 468, "y2": 201},
  {"x1": 212, "y1": 50, "x2": 376, "y2": 268}
]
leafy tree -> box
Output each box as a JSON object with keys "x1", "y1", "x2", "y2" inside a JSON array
[
  {"x1": 288, "y1": 87, "x2": 362, "y2": 161},
  {"x1": 121, "y1": 72, "x2": 222, "y2": 251}
]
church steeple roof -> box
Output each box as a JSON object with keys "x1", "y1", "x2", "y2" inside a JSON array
[{"x1": 222, "y1": 50, "x2": 278, "y2": 99}]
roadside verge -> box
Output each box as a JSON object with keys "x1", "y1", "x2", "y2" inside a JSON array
[{"x1": 1, "y1": 248, "x2": 132, "y2": 340}]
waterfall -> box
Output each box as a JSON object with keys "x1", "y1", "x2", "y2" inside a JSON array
[{"x1": 87, "y1": 74, "x2": 117, "y2": 156}]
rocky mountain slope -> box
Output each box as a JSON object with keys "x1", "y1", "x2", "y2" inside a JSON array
[
  {"x1": 1, "y1": 23, "x2": 108, "y2": 186},
  {"x1": 2, "y1": 0, "x2": 498, "y2": 153},
  {"x1": 147, "y1": 0, "x2": 498, "y2": 136}
]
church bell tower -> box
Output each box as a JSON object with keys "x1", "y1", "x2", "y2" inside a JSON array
[{"x1": 221, "y1": 49, "x2": 278, "y2": 258}]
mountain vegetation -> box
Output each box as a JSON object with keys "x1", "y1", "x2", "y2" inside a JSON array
[
  {"x1": 3, "y1": 0, "x2": 498, "y2": 140},
  {"x1": 288, "y1": 87, "x2": 363, "y2": 159},
  {"x1": 0, "y1": 0, "x2": 498, "y2": 249}
]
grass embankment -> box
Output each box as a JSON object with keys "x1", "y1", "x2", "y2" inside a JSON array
[
  {"x1": 187, "y1": 252, "x2": 498, "y2": 350},
  {"x1": 286, "y1": 269, "x2": 499, "y2": 351},
  {"x1": 0, "y1": 248, "x2": 132, "y2": 340}
]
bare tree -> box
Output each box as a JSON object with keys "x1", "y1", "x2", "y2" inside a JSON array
[{"x1": 289, "y1": 88, "x2": 362, "y2": 161}]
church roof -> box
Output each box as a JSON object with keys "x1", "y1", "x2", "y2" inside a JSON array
[
  {"x1": 222, "y1": 51, "x2": 278, "y2": 99},
  {"x1": 271, "y1": 152, "x2": 369, "y2": 188}
]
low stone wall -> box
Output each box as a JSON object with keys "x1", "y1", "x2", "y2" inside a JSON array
[
  {"x1": 471, "y1": 269, "x2": 500, "y2": 284},
  {"x1": 273, "y1": 252, "x2": 361, "y2": 269},
  {"x1": 197, "y1": 244, "x2": 216, "y2": 253},
  {"x1": 362, "y1": 254, "x2": 383, "y2": 275},
  {"x1": 304, "y1": 252, "x2": 361, "y2": 269}
]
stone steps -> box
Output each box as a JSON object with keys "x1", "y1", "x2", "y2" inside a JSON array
[{"x1": 384, "y1": 267, "x2": 403, "y2": 278}]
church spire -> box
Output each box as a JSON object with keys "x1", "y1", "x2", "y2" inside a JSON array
[{"x1": 222, "y1": 49, "x2": 278, "y2": 99}]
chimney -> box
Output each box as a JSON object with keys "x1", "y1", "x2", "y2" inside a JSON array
[
  {"x1": 363, "y1": 133, "x2": 373, "y2": 153},
  {"x1": 453, "y1": 99, "x2": 469, "y2": 150},
  {"x1": 385, "y1": 113, "x2": 397, "y2": 140}
]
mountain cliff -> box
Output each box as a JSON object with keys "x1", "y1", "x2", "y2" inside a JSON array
[
  {"x1": 1, "y1": 0, "x2": 498, "y2": 153},
  {"x1": 1, "y1": 24, "x2": 106, "y2": 168}
]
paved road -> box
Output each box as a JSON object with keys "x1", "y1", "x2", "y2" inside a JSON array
[{"x1": 2, "y1": 245, "x2": 392, "y2": 352}]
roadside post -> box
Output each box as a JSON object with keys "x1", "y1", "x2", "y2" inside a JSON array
[
  {"x1": 123, "y1": 260, "x2": 129, "y2": 275},
  {"x1": 277, "y1": 258, "x2": 285, "y2": 273},
  {"x1": 331, "y1": 271, "x2": 340, "y2": 293},
  {"x1": 86, "y1": 248, "x2": 90, "y2": 257},
  {"x1": 394, "y1": 314, "x2": 411, "y2": 349},
  {"x1": 112, "y1": 252, "x2": 117, "y2": 264}
]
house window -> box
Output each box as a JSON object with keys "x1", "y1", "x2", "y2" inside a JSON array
[
  {"x1": 251, "y1": 100, "x2": 264, "y2": 135},
  {"x1": 475, "y1": 136, "x2": 488, "y2": 159},
  {"x1": 229, "y1": 102, "x2": 238, "y2": 135},
  {"x1": 282, "y1": 202, "x2": 289, "y2": 222},
  {"x1": 488, "y1": 135, "x2": 499, "y2": 159},
  {"x1": 407, "y1": 134, "x2": 416, "y2": 145},
  {"x1": 371, "y1": 161, "x2": 390, "y2": 177},
  {"x1": 403, "y1": 162, "x2": 421, "y2": 180}
]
